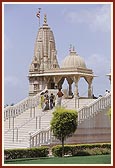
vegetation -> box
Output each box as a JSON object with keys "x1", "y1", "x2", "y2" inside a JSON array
[
  {"x1": 52, "y1": 143, "x2": 111, "y2": 157},
  {"x1": 107, "y1": 108, "x2": 111, "y2": 120},
  {"x1": 4, "y1": 147, "x2": 49, "y2": 160},
  {"x1": 4, "y1": 143, "x2": 111, "y2": 165},
  {"x1": 50, "y1": 107, "x2": 78, "y2": 157}
]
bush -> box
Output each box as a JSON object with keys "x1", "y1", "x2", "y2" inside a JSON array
[
  {"x1": 4, "y1": 146, "x2": 49, "y2": 160},
  {"x1": 84, "y1": 148, "x2": 111, "y2": 155},
  {"x1": 52, "y1": 143, "x2": 111, "y2": 157},
  {"x1": 52, "y1": 145, "x2": 74, "y2": 157}
]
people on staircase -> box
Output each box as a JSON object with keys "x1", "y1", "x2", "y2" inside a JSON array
[
  {"x1": 40, "y1": 92, "x2": 45, "y2": 109},
  {"x1": 42, "y1": 90, "x2": 49, "y2": 111},
  {"x1": 104, "y1": 90, "x2": 110, "y2": 96},
  {"x1": 56, "y1": 88, "x2": 64, "y2": 107},
  {"x1": 49, "y1": 93, "x2": 55, "y2": 109}
]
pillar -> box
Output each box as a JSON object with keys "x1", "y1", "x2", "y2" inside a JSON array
[
  {"x1": 73, "y1": 76, "x2": 80, "y2": 97},
  {"x1": 88, "y1": 83, "x2": 92, "y2": 98},
  {"x1": 69, "y1": 83, "x2": 72, "y2": 95},
  {"x1": 67, "y1": 78, "x2": 73, "y2": 95},
  {"x1": 53, "y1": 76, "x2": 63, "y2": 89},
  {"x1": 58, "y1": 78, "x2": 65, "y2": 89},
  {"x1": 85, "y1": 77, "x2": 93, "y2": 98}
]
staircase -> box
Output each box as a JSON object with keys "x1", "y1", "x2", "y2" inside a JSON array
[
  {"x1": 4, "y1": 92, "x2": 111, "y2": 149},
  {"x1": 29, "y1": 93, "x2": 111, "y2": 147},
  {"x1": 4, "y1": 107, "x2": 53, "y2": 149}
]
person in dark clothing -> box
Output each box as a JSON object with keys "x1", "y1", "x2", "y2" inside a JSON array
[{"x1": 49, "y1": 93, "x2": 55, "y2": 109}]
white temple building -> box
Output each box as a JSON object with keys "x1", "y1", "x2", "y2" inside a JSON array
[{"x1": 28, "y1": 14, "x2": 95, "y2": 98}]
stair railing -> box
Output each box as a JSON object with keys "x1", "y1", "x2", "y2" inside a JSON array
[
  {"x1": 4, "y1": 90, "x2": 45, "y2": 121},
  {"x1": 29, "y1": 93, "x2": 111, "y2": 147}
]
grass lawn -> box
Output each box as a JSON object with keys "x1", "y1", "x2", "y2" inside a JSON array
[{"x1": 4, "y1": 154, "x2": 111, "y2": 165}]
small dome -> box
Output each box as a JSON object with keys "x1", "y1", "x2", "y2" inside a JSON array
[{"x1": 61, "y1": 48, "x2": 86, "y2": 69}]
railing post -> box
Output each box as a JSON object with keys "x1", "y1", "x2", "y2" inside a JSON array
[
  {"x1": 35, "y1": 135, "x2": 37, "y2": 147},
  {"x1": 30, "y1": 99, "x2": 32, "y2": 118},
  {"x1": 36, "y1": 116, "x2": 38, "y2": 129},
  {"x1": 30, "y1": 108, "x2": 32, "y2": 118},
  {"x1": 75, "y1": 96, "x2": 77, "y2": 108},
  {"x1": 38, "y1": 133, "x2": 40, "y2": 145},
  {"x1": 78, "y1": 97, "x2": 79, "y2": 108},
  {"x1": 9, "y1": 116, "x2": 11, "y2": 129},
  {"x1": 34, "y1": 107, "x2": 35, "y2": 118},
  {"x1": 41, "y1": 132, "x2": 43, "y2": 144},
  {"x1": 29, "y1": 132, "x2": 32, "y2": 148},
  {"x1": 39, "y1": 116, "x2": 41, "y2": 129},
  {"x1": 12, "y1": 116, "x2": 15, "y2": 142},
  {"x1": 16, "y1": 127, "x2": 18, "y2": 142}
]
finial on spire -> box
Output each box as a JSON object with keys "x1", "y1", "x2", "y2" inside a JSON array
[
  {"x1": 44, "y1": 14, "x2": 47, "y2": 24},
  {"x1": 70, "y1": 45, "x2": 77, "y2": 55},
  {"x1": 69, "y1": 44, "x2": 72, "y2": 53},
  {"x1": 73, "y1": 46, "x2": 75, "y2": 51}
]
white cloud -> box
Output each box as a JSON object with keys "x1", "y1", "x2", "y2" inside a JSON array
[
  {"x1": 66, "y1": 5, "x2": 111, "y2": 32},
  {"x1": 4, "y1": 76, "x2": 20, "y2": 86}
]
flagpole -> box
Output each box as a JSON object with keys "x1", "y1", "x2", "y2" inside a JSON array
[
  {"x1": 36, "y1": 8, "x2": 41, "y2": 27},
  {"x1": 39, "y1": 17, "x2": 40, "y2": 27},
  {"x1": 39, "y1": 8, "x2": 41, "y2": 27}
]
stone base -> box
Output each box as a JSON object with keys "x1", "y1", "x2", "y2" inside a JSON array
[{"x1": 51, "y1": 108, "x2": 111, "y2": 145}]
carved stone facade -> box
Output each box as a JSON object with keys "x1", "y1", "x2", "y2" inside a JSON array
[{"x1": 28, "y1": 14, "x2": 95, "y2": 98}]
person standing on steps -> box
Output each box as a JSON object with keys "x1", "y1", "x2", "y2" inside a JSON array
[
  {"x1": 42, "y1": 90, "x2": 49, "y2": 111},
  {"x1": 40, "y1": 92, "x2": 45, "y2": 109},
  {"x1": 49, "y1": 93, "x2": 55, "y2": 109},
  {"x1": 57, "y1": 88, "x2": 64, "y2": 107}
]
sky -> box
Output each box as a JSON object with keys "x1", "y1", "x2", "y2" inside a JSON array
[{"x1": 3, "y1": 2, "x2": 112, "y2": 105}]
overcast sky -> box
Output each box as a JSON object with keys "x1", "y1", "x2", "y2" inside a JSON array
[{"x1": 3, "y1": 2, "x2": 112, "y2": 105}]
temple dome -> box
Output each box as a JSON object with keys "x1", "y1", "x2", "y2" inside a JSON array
[{"x1": 61, "y1": 48, "x2": 86, "y2": 69}]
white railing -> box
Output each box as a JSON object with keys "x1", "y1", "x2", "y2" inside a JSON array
[
  {"x1": 4, "y1": 92, "x2": 41, "y2": 121},
  {"x1": 4, "y1": 111, "x2": 48, "y2": 143},
  {"x1": 29, "y1": 93, "x2": 111, "y2": 147},
  {"x1": 4, "y1": 89, "x2": 58, "y2": 121}
]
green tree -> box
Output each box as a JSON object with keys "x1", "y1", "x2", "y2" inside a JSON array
[
  {"x1": 107, "y1": 108, "x2": 111, "y2": 120},
  {"x1": 50, "y1": 107, "x2": 78, "y2": 157}
]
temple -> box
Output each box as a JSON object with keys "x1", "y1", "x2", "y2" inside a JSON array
[{"x1": 28, "y1": 14, "x2": 95, "y2": 98}]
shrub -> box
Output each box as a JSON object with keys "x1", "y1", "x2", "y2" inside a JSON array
[
  {"x1": 52, "y1": 143, "x2": 111, "y2": 157},
  {"x1": 4, "y1": 146, "x2": 49, "y2": 160}
]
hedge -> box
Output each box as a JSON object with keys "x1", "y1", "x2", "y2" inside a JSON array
[
  {"x1": 52, "y1": 143, "x2": 111, "y2": 157},
  {"x1": 4, "y1": 146, "x2": 49, "y2": 160}
]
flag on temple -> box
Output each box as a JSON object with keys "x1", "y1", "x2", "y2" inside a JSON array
[{"x1": 36, "y1": 11, "x2": 40, "y2": 18}]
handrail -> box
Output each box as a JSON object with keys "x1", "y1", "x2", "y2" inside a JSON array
[
  {"x1": 4, "y1": 91, "x2": 111, "y2": 147},
  {"x1": 4, "y1": 108, "x2": 54, "y2": 143},
  {"x1": 4, "y1": 89, "x2": 57, "y2": 120},
  {"x1": 4, "y1": 90, "x2": 46, "y2": 120}
]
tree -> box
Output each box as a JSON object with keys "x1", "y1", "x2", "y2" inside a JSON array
[{"x1": 50, "y1": 107, "x2": 78, "y2": 157}]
